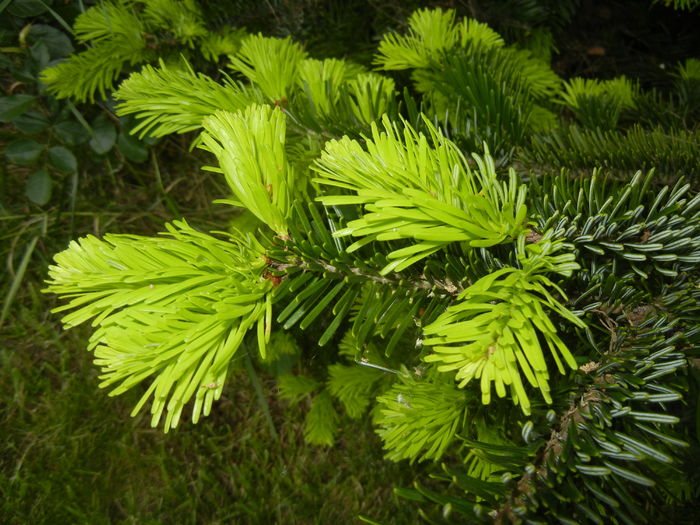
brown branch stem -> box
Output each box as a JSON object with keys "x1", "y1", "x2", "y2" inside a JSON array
[{"x1": 268, "y1": 254, "x2": 464, "y2": 298}]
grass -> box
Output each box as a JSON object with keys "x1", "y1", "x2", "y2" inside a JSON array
[
  {"x1": 1, "y1": 322, "x2": 417, "y2": 524},
  {"x1": 0, "y1": 135, "x2": 418, "y2": 524}
]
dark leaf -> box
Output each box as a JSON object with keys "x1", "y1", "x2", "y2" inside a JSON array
[
  {"x1": 0, "y1": 95, "x2": 36, "y2": 122},
  {"x1": 53, "y1": 120, "x2": 90, "y2": 144},
  {"x1": 7, "y1": 0, "x2": 52, "y2": 17},
  {"x1": 48, "y1": 146, "x2": 77, "y2": 173},
  {"x1": 25, "y1": 168, "x2": 52, "y2": 205},
  {"x1": 13, "y1": 110, "x2": 50, "y2": 133},
  {"x1": 29, "y1": 41, "x2": 50, "y2": 71},
  {"x1": 89, "y1": 114, "x2": 117, "y2": 154},
  {"x1": 10, "y1": 66, "x2": 39, "y2": 84},
  {"x1": 117, "y1": 132, "x2": 149, "y2": 163},
  {"x1": 28, "y1": 24, "x2": 74, "y2": 59},
  {"x1": 5, "y1": 138, "x2": 43, "y2": 164}
]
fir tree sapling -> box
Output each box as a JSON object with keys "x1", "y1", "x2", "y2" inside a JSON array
[{"x1": 44, "y1": 7, "x2": 700, "y2": 523}]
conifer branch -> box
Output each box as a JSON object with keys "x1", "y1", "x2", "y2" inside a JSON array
[
  {"x1": 39, "y1": 6, "x2": 700, "y2": 519},
  {"x1": 494, "y1": 307, "x2": 690, "y2": 523},
  {"x1": 493, "y1": 382, "x2": 606, "y2": 524},
  {"x1": 267, "y1": 253, "x2": 463, "y2": 297}
]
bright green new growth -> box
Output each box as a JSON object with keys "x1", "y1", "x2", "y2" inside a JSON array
[
  {"x1": 304, "y1": 391, "x2": 338, "y2": 446},
  {"x1": 111, "y1": 34, "x2": 397, "y2": 144},
  {"x1": 374, "y1": 376, "x2": 468, "y2": 462},
  {"x1": 372, "y1": 6, "x2": 564, "y2": 164},
  {"x1": 42, "y1": 5, "x2": 589, "y2": 450},
  {"x1": 342, "y1": 73, "x2": 397, "y2": 126},
  {"x1": 327, "y1": 364, "x2": 382, "y2": 419},
  {"x1": 560, "y1": 76, "x2": 637, "y2": 112},
  {"x1": 374, "y1": 7, "x2": 559, "y2": 100},
  {"x1": 296, "y1": 58, "x2": 360, "y2": 118},
  {"x1": 40, "y1": 0, "x2": 244, "y2": 102},
  {"x1": 424, "y1": 233, "x2": 584, "y2": 414},
  {"x1": 294, "y1": 66, "x2": 398, "y2": 132},
  {"x1": 678, "y1": 58, "x2": 700, "y2": 79},
  {"x1": 44, "y1": 221, "x2": 272, "y2": 431},
  {"x1": 40, "y1": 38, "x2": 144, "y2": 103},
  {"x1": 45, "y1": 39, "x2": 586, "y2": 434},
  {"x1": 114, "y1": 61, "x2": 264, "y2": 138},
  {"x1": 559, "y1": 76, "x2": 637, "y2": 129},
  {"x1": 200, "y1": 105, "x2": 295, "y2": 237},
  {"x1": 198, "y1": 26, "x2": 247, "y2": 62},
  {"x1": 73, "y1": 0, "x2": 146, "y2": 44},
  {"x1": 142, "y1": 0, "x2": 207, "y2": 45},
  {"x1": 277, "y1": 373, "x2": 320, "y2": 405},
  {"x1": 229, "y1": 34, "x2": 308, "y2": 101},
  {"x1": 374, "y1": 8, "x2": 504, "y2": 70},
  {"x1": 315, "y1": 117, "x2": 528, "y2": 274}
]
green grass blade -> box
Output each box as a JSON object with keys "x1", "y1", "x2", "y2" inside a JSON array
[{"x1": 1, "y1": 235, "x2": 39, "y2": 327}]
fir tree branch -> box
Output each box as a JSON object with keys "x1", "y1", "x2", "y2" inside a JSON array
[
  {"x1": 229, "y1": 34, "x2": 308, "y2": 100},
  {"x1": 44, "y1": 220, "x2": 273, "y2": 431},
  {"x1": 493, "y1": 306, "x2": 690, "y2": 523},
  {"x1": 200, "y1": 105, "x2": 295, "y2": 236},
  {"x1": 314, "y1": 116, "x2": 529, "y2": 275},
  {"x1": 41, "y1": 37, "x2": 146, "y2": 102},
  {"x1": 268, "y1": 253, "x2": 464, "y2": 298},
  {"x1": 115, "y1": 61, "x2": 264, "y2": 138},
  {"x1": 492, "y1": 383, "x2": 606, "y2": 524}
]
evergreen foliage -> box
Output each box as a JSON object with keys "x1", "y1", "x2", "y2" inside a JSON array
[
  {"x1": 423, "y1": 232, "x2": 584, "y2": 414},
  {"x1": 375, "y1": 374, "x2": 469, "y2": 462},
  {"x1": 40, "y1": 0, "x2": 246, "y2": 102},
  {"x1": 46, "y1": 220, "x2": 272, "y2": 431},
  {"x1": 655, "y1": 0, "x2": 700, "y2": 10},
  {"x1": 114, "y1": 61, "x2": 264, "y2": 138},
  {"x1": 327, "y1": 363, "x2": 381, "y2": 419},
  {"x1": 42, "y1": 4, "x2": 700, "y2": 522},
  {"x1": 304, "y1": 390, "x2": 339, "y2": 446}
]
